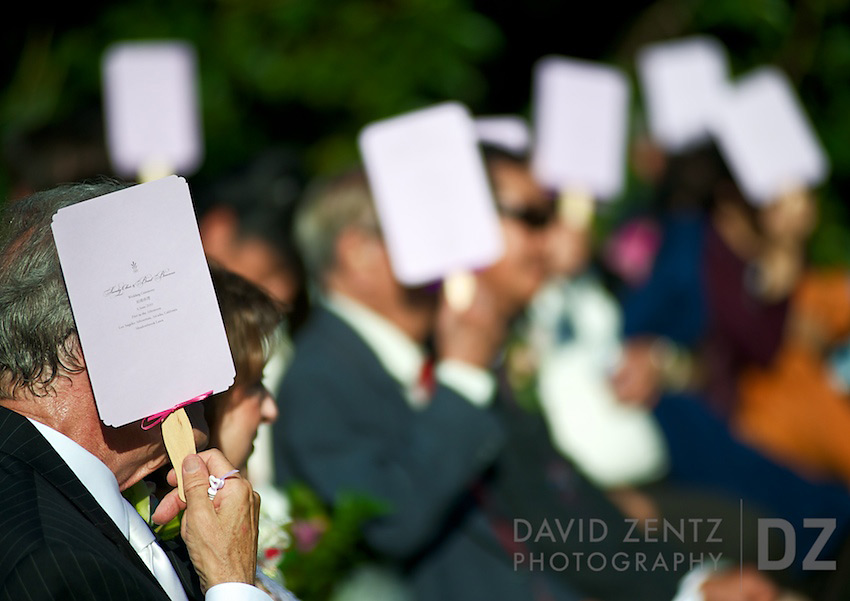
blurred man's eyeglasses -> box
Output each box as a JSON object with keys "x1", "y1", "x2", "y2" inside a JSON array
[{"x1": 497, "y1": 202, "x2": 557, "y2": 230}]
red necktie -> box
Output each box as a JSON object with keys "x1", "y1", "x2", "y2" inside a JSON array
[{"x1": 412, "y1": 358, "x2": 436, "y2": 404}]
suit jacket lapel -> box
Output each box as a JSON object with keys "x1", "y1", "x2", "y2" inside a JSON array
[{"x1": 0, "y1": 406, "x2": 170, "y2": 595}]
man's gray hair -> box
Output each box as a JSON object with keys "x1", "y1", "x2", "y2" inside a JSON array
[
  {"x1": 294, "y1": 168, "x2": 381, "y2": 287},
  {"x1": 0, "y1": 178, "x2": 129, "y2": 398}
]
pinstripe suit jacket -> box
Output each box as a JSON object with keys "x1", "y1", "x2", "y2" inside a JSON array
[{"x1": 0, "y1": 406, "x2": 202, "y2": 600}]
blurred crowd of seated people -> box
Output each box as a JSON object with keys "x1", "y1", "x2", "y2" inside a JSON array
[
  {"x1": 266, "y1": 139, "x2": 850, "y2": 601},
  {"x1": 5, "y1": 107, "x2": 850, "y2": 601}
]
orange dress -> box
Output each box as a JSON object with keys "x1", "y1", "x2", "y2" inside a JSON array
[{"x1": 735, "y1": 270, "x2": 850, "y2": 483}]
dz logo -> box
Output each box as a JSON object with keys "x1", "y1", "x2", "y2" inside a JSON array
[{"x1": 758, "y1": 518, "x2": 836, "y2": 571}]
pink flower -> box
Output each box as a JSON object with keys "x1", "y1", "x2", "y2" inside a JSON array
[
  {"x1": 290, "y1": 518, "x2": 328, "y2": 553},
  {"x1": 603, "y1": 219, "x2": 661, "y2": 286}
]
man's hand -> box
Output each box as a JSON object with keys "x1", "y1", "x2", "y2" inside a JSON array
[
  {"x1": 152, "y1": 450, "x2": 261, "y2": 592},
  {"x1": 435, "y1": 281, "x2": 507, "y2": 369}
]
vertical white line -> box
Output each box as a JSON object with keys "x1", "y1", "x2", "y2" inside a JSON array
[{"x1": 740, "y1": 498, "x2": 744, "y2": 590}]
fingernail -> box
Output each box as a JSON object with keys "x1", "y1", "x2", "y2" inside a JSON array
[{"x1": 183, "y1": 454, "x2": 202, "y2": 473}]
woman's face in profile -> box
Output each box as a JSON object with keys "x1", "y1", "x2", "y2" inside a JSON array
[{"x1": 211, "y1": 378, "x2": 278, "y2": 470}]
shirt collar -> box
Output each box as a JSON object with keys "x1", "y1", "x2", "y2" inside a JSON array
[
  {"x1": 325, "y1": 292, "x2": 426, "y2": 394},
  {"x1": 26, "y1": 418, "x2": 129, "y2": 539}
]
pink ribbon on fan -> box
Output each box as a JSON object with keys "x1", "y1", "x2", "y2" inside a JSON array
[{"x1": 140, "y1": 390, "x2": 213, "y2": 430}]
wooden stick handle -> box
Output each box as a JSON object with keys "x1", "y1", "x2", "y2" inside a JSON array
[
  {"x1": 161, "y1": 408, "x2": 197, "y2": 502},
  {"x1": 558, "y1": 188, "x2": 594, "y2": 229},
  {"x1": 444, "y1": 271, "x2": 476, "y2": 312}
]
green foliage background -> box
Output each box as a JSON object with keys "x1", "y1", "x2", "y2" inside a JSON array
[
  {"x1": 1, "y1": 0, "x2": 501, "y2": 189},
  {"x1": 1, "y1": 0, "x2": 848, "y2": 263}
]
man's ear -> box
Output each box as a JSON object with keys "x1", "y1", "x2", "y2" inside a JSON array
[{"x1": 335, "y1": 228, "x2": 381, "y2": 273}]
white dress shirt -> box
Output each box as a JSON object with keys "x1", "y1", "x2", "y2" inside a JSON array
[
  {"x1": 27, "y1": 418, "x2": 271, "y2": 601},
  {"x1": 325, "y1": 293, "x2": 496, "y2": 408}
]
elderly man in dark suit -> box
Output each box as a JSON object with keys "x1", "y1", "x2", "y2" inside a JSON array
[
  {"x1": 274, "y1": 151, "x2": 780, "y2": 601},
  {"x1": 0, "y1": 180, "x2": 273, "y2": 601},
  {"x1": 274, "y1": 165, "x2": 540, "y2": 599}
]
